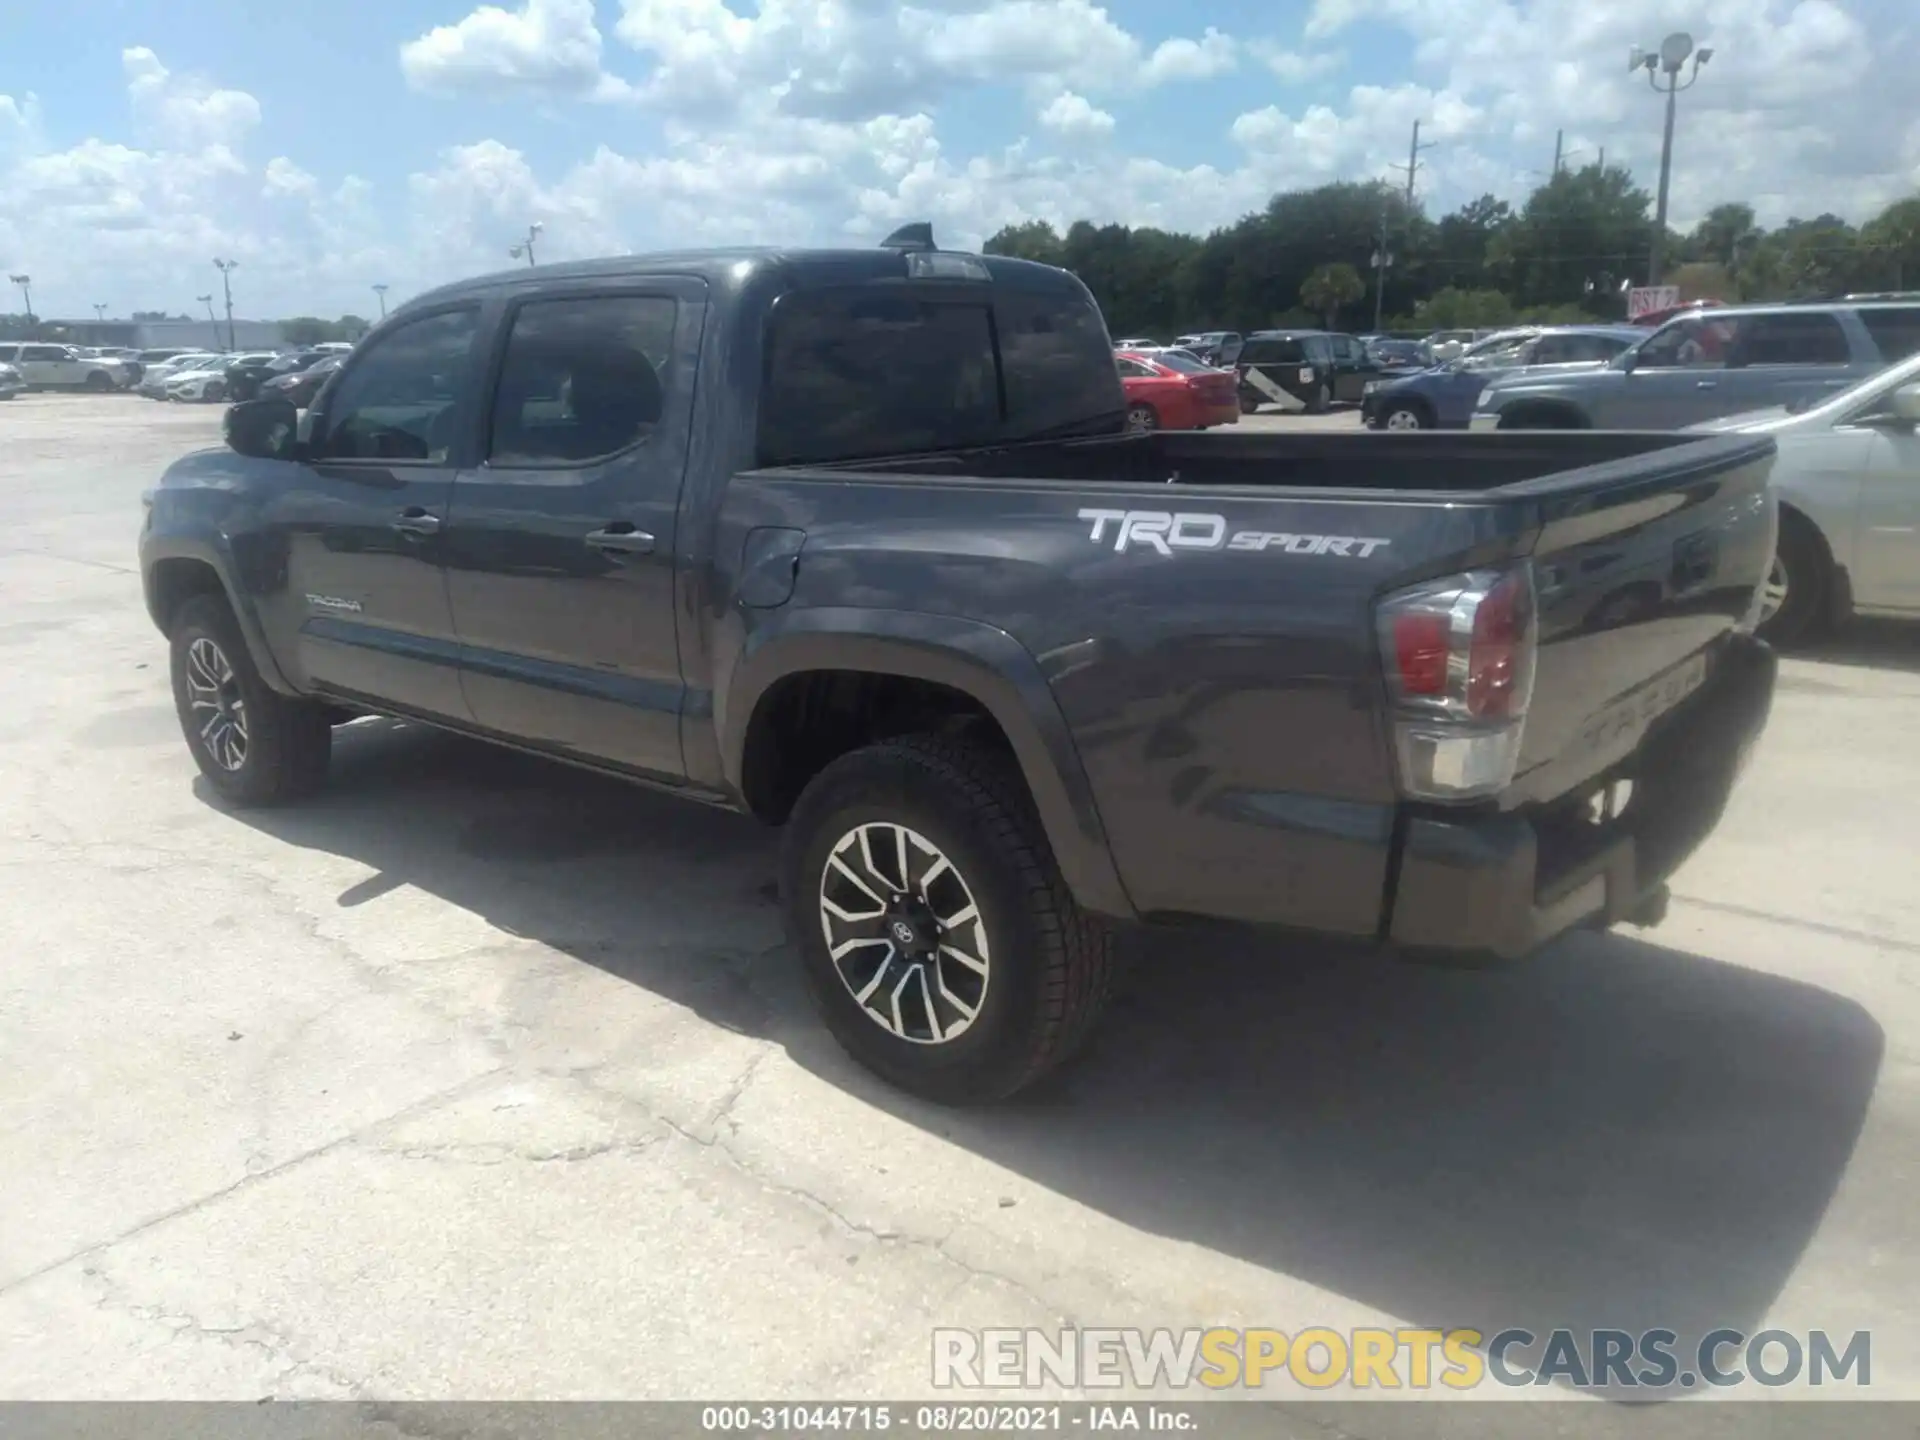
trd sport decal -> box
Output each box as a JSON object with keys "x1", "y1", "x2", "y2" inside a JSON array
[{"x1": 1078, "y1": 509, "x2": 1391, "y2": 558}]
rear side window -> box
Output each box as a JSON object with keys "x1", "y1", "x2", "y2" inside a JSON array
[
  {"x1": 759, "y1": 292, "x2": 999, "y2": 465},
  {"x1": 1242, "y1": 339, "x2": 1304, "y2": 364},
  {"x1": 1154, "y1": 352, "x2": 1208, "y2": 374},
  {"x1": 998, "y1": 289, "x2": 1123, "y2": 435},
  {"x1": 1859, "y1": 307, "x2": 1920, "y2": 362},
  {"x1": 1115, "y1": 357, "x2": 1156, "y2": 378},
  {"x1": 488, "y1": 295, "x2": 676, "y2": 466},
  {"x1": 1737, "y1": 312, "x2": 1850, "y2": 365}
]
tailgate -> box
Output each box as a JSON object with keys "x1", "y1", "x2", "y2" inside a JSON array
[{"x1": 1506, "y1": 435, "x2": 1776, "y2": 808}]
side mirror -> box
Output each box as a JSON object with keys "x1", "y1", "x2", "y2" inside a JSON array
[
  {"x1": 224, "y1": 397, "x2": 301, "y2": 460},
  {"x1": 1891, "y1": 382, "x2": 1920, "y2": 424}
]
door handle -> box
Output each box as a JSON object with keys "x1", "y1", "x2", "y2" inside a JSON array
[
  {"x1": 1695, "y1": 380, "x2": 1717, "y2": 389},
  {"x1": 585, "y1": 523, "x2": 656, "y2": 558},
  {"x1": 391, "y1": 507, "x2": 441, "y2": 538}
]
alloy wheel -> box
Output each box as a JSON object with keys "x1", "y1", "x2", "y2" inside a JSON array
[
  {"x1": 1759, "y1": 556, "x2": 1789, "y2": 623},
  {"x1": 1384, "y1": 408, "x2": 1424, "y2": 430},
  {"x1": 817, "y1": 822, "x2": 990, "y2": 1045},
  {"x1": 184, "y1": 637, "x2": 250, "y2": 772}
]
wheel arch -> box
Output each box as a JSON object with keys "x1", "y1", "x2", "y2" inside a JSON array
[
  {"x1": 141, "y1": 538, "x2": 298, "y2": 696},
  {"x1": 721, "y1": 609, "x2": 1136, "y2": 921}
]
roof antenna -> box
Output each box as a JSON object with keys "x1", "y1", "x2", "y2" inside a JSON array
[{"x1": 880, "y1": 222, "x2": 936, "y2": 252}]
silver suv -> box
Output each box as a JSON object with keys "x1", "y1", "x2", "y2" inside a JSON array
[{"x1": 1470, "y1": 302, "x2": 1920, "y2": 430}]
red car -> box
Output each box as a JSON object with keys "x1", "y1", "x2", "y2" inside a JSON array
[{"x1": 1115, "y1": 349, "x2": 1241, "y2": 432}]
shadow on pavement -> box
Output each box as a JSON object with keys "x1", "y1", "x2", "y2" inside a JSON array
[
  {"x1": 1792, "y1": 617, "x2": 1920, "y2": 675},
  {"x1": 217, "y1": 718, "x2": 1885, "y2": 1390}
]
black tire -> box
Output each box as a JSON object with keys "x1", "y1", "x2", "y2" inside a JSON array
[
  {"x1": 85, "y1": 371, "x2": 115, "y2": 393},
  {"x1": 203, "y1": 380, "x2": 226, "y2": 403},
  {"x1": 1239, "y1": 392, "x2": 1261, "y2": 415},
  {"x1": 1378, "y1": 401, "x2": 1428, "y2": 430},
  {"x1": 1125, "y1": 402, "x2": 1159, "y2": 434},
  {"x1": 168, "y1": 593, "x2": 332, "y2": 806},
  {"x1": 1757, "y1": 512, "x2": 1830, "y2": 647},
  {"x1": 780, "y1": 734, "x2": 1119, "y2": 1104},
  {"x1": 1308, "y1": 381, "x2": 1332, "y2": 414}
]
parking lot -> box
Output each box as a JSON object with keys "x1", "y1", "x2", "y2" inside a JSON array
[{"x1": 3, "y1": 393, "x2": 1919, "y2": 1420}]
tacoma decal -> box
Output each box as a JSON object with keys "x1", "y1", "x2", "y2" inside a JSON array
[{"x1": 1078, "y1": 508, "x2": 1391, "y2": 558}]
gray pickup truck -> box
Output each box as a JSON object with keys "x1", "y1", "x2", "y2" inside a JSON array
[
  {"x1": 140, "y1": 229, "x2": 1779, "y2": 1103},
  {"x1": 1473, "y1": 301, "x2": 1920, "y2": 431}
]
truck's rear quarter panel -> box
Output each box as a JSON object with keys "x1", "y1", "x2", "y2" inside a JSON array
[{"x1": 720, "y1": 472, "x2": 1516, "y2": 935}]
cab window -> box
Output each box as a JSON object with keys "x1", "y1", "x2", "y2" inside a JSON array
[{"x1": 314, "y1": 307, "x2": 481, "y2": 463}]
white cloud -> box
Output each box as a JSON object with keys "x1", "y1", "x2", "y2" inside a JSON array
[
  {"x1": 262, "y1": 157, "x2": 319, "y2": 199},
  {"x1": 1141, "y1": 28, "x2": 1239, "y2": 83},
  {"x1": 399, "y1": 0, "x2": 634, "y2": 101},
  {"x1": 1038, "y1": 91, "x2": 1116, "y2": 141},
  {"x1": 122, "y1": 46, "x2": 260, "y2": 150},
  {"x1": 1253, "y1": 45, "x2": 1346, "y2": 83}
]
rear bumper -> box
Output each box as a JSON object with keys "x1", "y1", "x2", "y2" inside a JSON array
[{"x1": 1385, "y1": 635, "x2": 1775, "y2": 962}]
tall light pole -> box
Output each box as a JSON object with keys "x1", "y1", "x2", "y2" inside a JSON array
[
  {"x1": 508, "y1": 222, "x2": 543, "y2": 267},
  {"x1": 372, "y1": 283, "x2": 389, "y2": 318},
  {"x1": 7, "y1": 274, "x2": 31, "y2": 322},
  {"x1": 212, "y1": 258, "x2": 239, "y2": 351},
  {"x1": 93, "y1": 303, "x2": 108, "y2": 322},
  {"x1": 1632, "y1": 33, "x2": 1713, "y2": 286},
  {"x1": 197, "y1": 294, "x2": 217, "y2": 335}
]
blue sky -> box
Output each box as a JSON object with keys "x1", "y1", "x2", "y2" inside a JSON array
[{"x1": 2, "y1": 0, "x2": 1914, "y2": 318}]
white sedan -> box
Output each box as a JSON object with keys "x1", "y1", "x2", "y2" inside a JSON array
[
  {"x1": 164, "y1": 353, "x2": 275, "y2": 403},
  {"x1": 1693, "y1": 351, "x2": 1920, "y2": 643}
]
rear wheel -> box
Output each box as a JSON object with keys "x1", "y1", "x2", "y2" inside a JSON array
[
  {"x1": 1239, "y1": 392, "x2": 1261, "y2": 415},
  {"x1": 1125, "y1": 403, "x2": 1159, "y2": 434},
  {"x1": 1308, "y1": 382, "x2": 1332, "y2": 414},
  {"x1": 780, "y1": 734, "x2": 1118, "y2": 1104},
  {"x1": 85, "y1": 371, "x2": 115, "y2": 393},
  {"x1": 1757, "y1": 512, "x2": 1830, "y2": 647},
  {"x1": 203, "y1": 380, "x2": 226, "y2": 403},
  {"x1": 169, "y1": 594, "x2": 332, "y2": 806}
]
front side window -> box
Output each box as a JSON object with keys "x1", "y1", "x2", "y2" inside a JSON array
[
  {"x1": 316, "y1": 308, "x2": 480, "y2": 463},
  {"x1": 758, "y1": 291, "x2": 999, "y2": 466},
  {"x1": 1636, "y1": 317, "x2": 1741, "y2": 370},
  {"x1": 1115, "y1": 357, "x2": 1156, "y2": 379},
  {"x1": 487, "y1": 296, "x2": 676, "y2": 467}
]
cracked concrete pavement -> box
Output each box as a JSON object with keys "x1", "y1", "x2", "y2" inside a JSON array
[{"x1": 2, "y1": 394, "x2": 1918, "y2": 1423}]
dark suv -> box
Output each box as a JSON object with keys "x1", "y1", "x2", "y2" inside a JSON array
[{"x1": 1237, "y1": 330, "x2": 1381, "y2": 413}]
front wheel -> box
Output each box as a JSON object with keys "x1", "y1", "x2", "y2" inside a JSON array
[
  {"x1": 169, "y1": 594, "x2": 332, "y2": 805},
  {"x1": 203, "y1": 381, "x2": 226, "y2": 403},
  {"x1": 1757, "y1": 515, "x2": 1830, "y2": 647},
  {"x1": 780, "y1": 734, "x2": 1118, "y2": 1104},
  {"x1": 85, "y1": 371, "x2": 115, "y2": 392},
  {"x1": 1380, "y1": 402, "x2": 1426, "y2": 430}
]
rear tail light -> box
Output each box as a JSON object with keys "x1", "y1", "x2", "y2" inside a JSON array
[{"x1": 1376, "y1": 563, "x2": 1537, "y2": 801}]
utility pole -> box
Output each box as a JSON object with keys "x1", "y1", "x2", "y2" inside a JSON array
[
  {"x1": 1554, "y1": 130, "x2": 1563, "y2": 176},
  {"x1": 1389, "y1": 120, "x2": 1437, "y2": 208},
  {"x1": 372, "y1": 283, "x2": 389, "y2": 319},
  {"x1": 1370, "y1": 204, "x2": 1393, "y2": 333},
  {"x1": 213, "y1": 258, "x2": 239, "y2": 350},
  {"x1": 7, "y1": 274, "x2": 31, "y2": 323}
]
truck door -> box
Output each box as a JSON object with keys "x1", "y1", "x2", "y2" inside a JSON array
[
  {"x1": 1726, "y1": 311, "x2": 1859, "y2": 413},
  {"x1": 443, "y1": 280, "x2": 704, "y2": 779},
  {"x1": 268, "y1": 303, "x2": 483, "y2": 721}
]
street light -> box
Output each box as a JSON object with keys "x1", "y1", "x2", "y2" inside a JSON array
[
  {"x1": 372, "y1": 283, "x2": 389, "y2": 318},
  {"x1": 508, "y1": 222, "x2": 543, "y2": 267},
  {"x1": 197, "y1": 293, "x2": 217, "y2": 331},
  {"x1": 212, "y1": 258, "x2": 239, "y2": 351},
  {"x1": 7, "y1": 273, "x2": 31, "y2": 322},
  {"x1": 1631, "y1": 31, "x2": 1714, "y2": 287},
  {"x1": 93, "y1": 303, "x2": 108, "y2": 322}
]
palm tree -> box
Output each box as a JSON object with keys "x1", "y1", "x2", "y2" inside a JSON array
[{"x1": 1300, "y1": 263, "x2": 1365, "y2": 329}]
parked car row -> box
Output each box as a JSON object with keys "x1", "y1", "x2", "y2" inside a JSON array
[
  {"x1": 133, "y1": 348, "x2": 343, "y2": 403},
  {"x1": 0, "y1": 342, "x2": 136, "y2": 392}
]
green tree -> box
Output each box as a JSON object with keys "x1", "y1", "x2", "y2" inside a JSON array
[
  {"x1": 1299, "y1": 262, "x2": 1365, "y2": 328},
  {"x1": 279, "y1": 316, "x2": 332, "y2": 346},
  {"x1": 1860, "y1": 197, "x2": 1920, "y2": 291},
  {"x1": 1504, "y1": 163, "x2": 1653, "y2": 310},
  {"x1": 1414, "y1": 287, "x2": 1516, "y2": 329},
  {"x1": 983, "y1": 220, "x2": 1067, "y2": 268}
]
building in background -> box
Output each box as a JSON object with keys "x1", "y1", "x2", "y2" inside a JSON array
[{"x1": 36, "y1": 318, "x2": 286, "y2": 351}]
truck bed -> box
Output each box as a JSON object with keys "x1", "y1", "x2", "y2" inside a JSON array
[{"x1": 819, "y1": 428, "x2": 1770, "y2": 504}]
